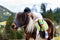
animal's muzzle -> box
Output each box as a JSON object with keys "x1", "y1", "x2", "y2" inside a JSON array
[{"x1": 11, "y1": 23, "x2": 18, "y2": 30}]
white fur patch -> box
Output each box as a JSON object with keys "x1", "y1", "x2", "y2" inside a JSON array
[
  {"x1": 36, "y1": 29, "x2": 39, "y2": 35},
  {"x1": 26, "y1": 17, "x2": 35, "y2": 33}
]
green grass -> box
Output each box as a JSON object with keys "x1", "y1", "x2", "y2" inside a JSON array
[{"x1": 55, "y1": 36, "x2": 60, "y2": 40}]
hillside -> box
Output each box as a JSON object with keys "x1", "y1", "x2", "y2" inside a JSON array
[{"x1": 0, "y1": 5, "x2": 15, "y2": 22}]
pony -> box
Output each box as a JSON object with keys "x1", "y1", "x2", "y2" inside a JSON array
[{"x1": 11, "y1": 12, "x2": 54, "y2": 40}]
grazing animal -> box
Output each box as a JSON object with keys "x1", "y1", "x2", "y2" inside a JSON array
[{"x1": 11, "y1": 12, "x2": 54, "y2": 40}]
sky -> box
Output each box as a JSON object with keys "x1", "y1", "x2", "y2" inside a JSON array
[{"x1": 0, "y1": 0, "x2": 60, "y2": 12}]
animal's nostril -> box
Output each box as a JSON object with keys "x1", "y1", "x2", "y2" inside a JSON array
[
  {"x1": 11, "y1": 24, "x2": 18, "y2": 30},
  {"x1": 11, "y1": 25, "x2": 15, "y2": 29}
]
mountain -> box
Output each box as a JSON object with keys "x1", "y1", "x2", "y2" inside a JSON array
[{"x1": 0, "y1": 5, "x2": 15, "y2": 22}]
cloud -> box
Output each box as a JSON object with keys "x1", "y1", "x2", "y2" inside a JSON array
[
  {"x1": 0, "y1": 0, "x2": 60, "y2": 12},
  {"x1": 0, "y1": 0, "x2": 42, "y2": 5}
]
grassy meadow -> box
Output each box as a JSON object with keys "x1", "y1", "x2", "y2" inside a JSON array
[{"x1": 0, "y1": 21, "x2": 60, "y2": 40}]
